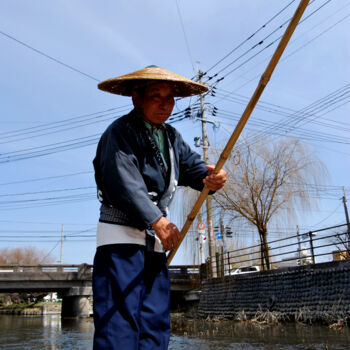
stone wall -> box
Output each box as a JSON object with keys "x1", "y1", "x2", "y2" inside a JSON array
[{"x1": 198, "y1": 260, "x2": 350, "y2": 323}]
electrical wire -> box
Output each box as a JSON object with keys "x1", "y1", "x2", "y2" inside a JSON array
[
  {"x1": 175, "y1": 0, "x2": 195, "y2": 72},
  {"x1": 0, "y1": 219, "x2": 95, "y2": 225},
  {"x1": 217, "y1": 5, "x2": 349, "y2": 96},
  {"x1": 0, "y1": 29, "x2": 100, "y2": 81},
  {"x1": 0, "y1": 170, "x2": 92, "y2": 186},
  {"x1": 0, "y1": 106, "x2": 193, "y2": 164},
  {"x1": 0, "y1": 109, "x2": 130, "y2": 145},
  {"x1": 206, "y1": 0, "x2": 334, "y2": 101},
  {"x1": 40, "y1": 240, "x2": 61, "y2": 263},
  {"x1": 204, "y1": 0, "x2": 298, "y2": 75},
  {"x1": 213, "y1": 83, "x2": 350, "y2": 145},
  {"x1": 0, "y1": 186, "x2": 95, "y2": 197},
  {"x1": 0, "y1": 105, "x2": 131, "y2": 138}
]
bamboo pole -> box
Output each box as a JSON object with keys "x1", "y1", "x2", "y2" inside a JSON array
[{"x1": 167, "y1": 0, "x2": 310, "y2": 264}]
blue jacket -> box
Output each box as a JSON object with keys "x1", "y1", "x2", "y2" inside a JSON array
[{"x1": 93, "y1": 110, "x2": 208, "y2": 231}]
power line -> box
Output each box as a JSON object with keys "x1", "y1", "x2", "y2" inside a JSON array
[
  {"x1": 214, "y1": 92, "x2": 350, "y2": 134},
  {"x1": 0, "y1": 109, "x2": 131, "y2": 145},
  {"x1": 40, "y1": 240, "x2": 60, "y2": 263},
  {"x1": 0, "y1": 29, "x2": 100, "y2": 81},
  {"x1": 0, "y1": 229, "x2": 95, "y2": 233},
  {"x1": 0, "y1": 239, "x2": 96, "y2": 243},
  {"x1": 0, "y1": 107, "x2": 193, "y2": 164},
  {"x1": 310, "y1": 203, "x2": 343, "y2": 226},
  {"x1": 280, "y1": 12, "x2": 350, "y2": 63},
  {"x1": 1, "y1": 133, "x2": 100, "y2": 156},
  {"x1": 245, "y1": 84, "x2": 350, "y2": 143},
  {"x1": 217, "y1": 3, "x2": 348, "y2": 95},
  {"x1": 0, "y1": 219, "x2": 95, "y2": 225},
  {"x1": 0, "y1": 106, "x2": 130, "y2": 137},
  {"x1": 214, "y1": 82, "x2": 350, "y2": 145},
  {"x1": 0, "y1": 195, "x2": 96, "y2": 211},
  {"x1": 207, "y1": 0, "x2": 333, "y2": 90},
  {"x1": 0, "y1": 135, "x2": 100, "y2": 164},
  {"x1": 204, "y1": 0, "x2": 298, "y2": 75},
  {"x1": 0, "y1": 170, "x2": 92, "y2": 186},
  {"x1": 175, "y1": 0, "x2": 195, "y2": 72},
  {"x1": 0, "y1": 186, "x2": 95, "y2": 197},
  {"x1": 215, "y1": 86, "x2": 350, "y2": 129},
  {"x1": 216, "y1": 107, "x2": 350, "y2": 145},
  {"x1": 0, "y1": 192, "x2": 95, "y2": 205}
]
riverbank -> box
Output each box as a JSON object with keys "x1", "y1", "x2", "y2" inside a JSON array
[
  {"x1": 199, "y1": 260, "x2": 350, "y2": 326},
  {"x1": 0, "y1": 301, "x2": 61, "y2": 315},
  {"x1": 172, "y1": 302, "x2": 349, "y2": 330},
  {"x1": 2, "y1": 299, "x2": 348, "y2": 330}
]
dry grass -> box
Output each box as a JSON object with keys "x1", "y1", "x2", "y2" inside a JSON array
[
  {"x1": 295, "y1": 307, "x2": 313, "y2": 324},
  {"x1": 328, "y1": 319, "x2": 347, "y2": 331},
  {"x1": 295, "y1": 301, "x2": 349, "y2": 327},
  {"x1": 234, "y1": 307, "x2": 285, "y2": 326}
]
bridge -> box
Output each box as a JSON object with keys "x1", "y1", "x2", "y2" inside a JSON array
[{"x1": 0, "y1": 264, "x2": 201, "y2": 317}]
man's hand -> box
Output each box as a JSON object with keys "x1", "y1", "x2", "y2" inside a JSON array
[
  {"x1": 152, "y1": 217, "x2": 181, "y2": 251},
  {"x1": 203, "y1": 165, "x2": 227, "y2": 191}
]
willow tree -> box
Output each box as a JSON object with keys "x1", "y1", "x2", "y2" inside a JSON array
[{"x1": 213, "y1": 137, "x2": 327, "y2": 270}]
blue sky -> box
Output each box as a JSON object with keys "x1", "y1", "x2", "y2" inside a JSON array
[{"x1": 0, "y1": 0, "x2": 349, "y2": 265}]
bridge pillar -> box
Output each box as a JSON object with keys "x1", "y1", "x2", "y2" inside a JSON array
[{"x1": 61, "y1": 286, "x2": 92, "y2": 318}]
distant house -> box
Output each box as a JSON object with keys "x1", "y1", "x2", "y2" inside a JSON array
[{"x1": 333, "y1": 250, "x2": 350, "y2": 261}]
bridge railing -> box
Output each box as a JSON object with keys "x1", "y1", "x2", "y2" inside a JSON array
[
  {"x1": 0, "y1": 264, "x2": 93, "y2": 274},
  {"x1": 0, "y1": 264, "x2": 200, "y2": 277},
  {"x1": 168, "y1": 265, "x2": 200, "y2": 275}
]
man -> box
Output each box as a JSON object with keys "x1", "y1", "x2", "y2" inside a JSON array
[{"x1": 93, "y1": 66, "x2": 226, "y2": 349}]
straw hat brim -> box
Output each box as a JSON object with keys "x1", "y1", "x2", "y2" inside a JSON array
[{"x1": 98, "y1": 66, "x2": 208, "y2": 97}]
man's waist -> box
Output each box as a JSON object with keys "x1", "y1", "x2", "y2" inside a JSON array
[{"x1": 99, "y1": 204, "x2": 133, "y2": 226}]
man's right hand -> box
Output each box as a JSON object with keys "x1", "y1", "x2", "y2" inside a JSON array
[{"x1": 152, "y1": 217, "x2": 181, "y2": 251}]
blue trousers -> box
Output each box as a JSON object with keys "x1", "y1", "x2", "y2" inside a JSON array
[{"x1": 93, "y1": 244, "x2": 170, "y2": 350}]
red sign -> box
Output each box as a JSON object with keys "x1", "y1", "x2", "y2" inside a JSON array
[{"x1": 198, "y1": 222, "x2": 205, "y2": 230}]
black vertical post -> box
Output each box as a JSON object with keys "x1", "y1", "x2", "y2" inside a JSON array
[
  {"x1": 342, "y1": 188, "x2": 350, "y2": 250},
  {"x1": 308, "y1": 231, "x2": 316, "y2": 264}
]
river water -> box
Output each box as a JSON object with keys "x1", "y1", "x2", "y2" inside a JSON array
[{"x1": 0, "y1": 314, "x2": 349, "y2": 349}]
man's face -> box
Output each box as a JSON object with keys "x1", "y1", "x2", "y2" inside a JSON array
[{"x1": 135, "y1": 82, "x2": 175, "y2": 124}]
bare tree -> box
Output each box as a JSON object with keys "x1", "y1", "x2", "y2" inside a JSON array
[
  {"x1": 168, "y1": 187, "x2": 200, "y2": 264},
  {"x1": 213, "y1": 137, "x2": 327, "y2": 269},
  {"x1": 333, "y1": 229, "x2": 350, "y2": 260},
  {"x1": 0, "y1": 246, "x2": 54, "y2": 265}
]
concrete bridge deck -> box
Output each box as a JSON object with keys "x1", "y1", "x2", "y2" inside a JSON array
[{"x1": 0, "y1": 264, "x2": 201, "y2": 316}]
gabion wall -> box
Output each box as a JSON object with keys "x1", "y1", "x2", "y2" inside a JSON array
[{"x1": 198, "y1": 260, "x2": 350, "y2": 323}]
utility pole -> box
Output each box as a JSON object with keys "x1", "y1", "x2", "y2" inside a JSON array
[
  {"x1": 197, "y1": 210, "x2": 205, "y2": 265},
  {"x1": 199, "y1": 69, "x2": 216, "y2": 277},
  {"x1": 220, "y1": 217, "x2": 226, "y2": 276},
  {"x1": 60, "y1": 224, "x2": 64, "y2": 265},
  {"x1": 342, "y1": 187, "x2": 350, "y2": 250}
]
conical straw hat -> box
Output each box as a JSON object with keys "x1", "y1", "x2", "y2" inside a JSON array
[{"x1": 98, "y1": 65, "x2": 208, "y2": 97}]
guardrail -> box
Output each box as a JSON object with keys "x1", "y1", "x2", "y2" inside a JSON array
[
  {"x1": 205, "y1": 223, "x2": 350, "y2": 278},
  {"x1": 168, "y1": 265, "x2": 200, "y2": 274},
  {"x1": 0, "y1": 264, "x2": 93, "y2": 274}
]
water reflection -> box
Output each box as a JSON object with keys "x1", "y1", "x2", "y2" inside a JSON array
[
  {"x1": 0, "y1": 314, "x2": 349, "y2": 349},
  {"x1": 0, "y1": 315, "x2": 94, "y2": 349}
]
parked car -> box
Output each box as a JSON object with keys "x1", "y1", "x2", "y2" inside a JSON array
[
  {"x1": 225, "y1": 265, "x2": 260, "y2": 276},
  {"x1": 43, "y1": 292, "x2": 59, "y2": 302}
]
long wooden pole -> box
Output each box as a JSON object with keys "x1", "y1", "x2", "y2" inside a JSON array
[{"x1": 167, "y1": 0, "x2": 310, "y2": 264}]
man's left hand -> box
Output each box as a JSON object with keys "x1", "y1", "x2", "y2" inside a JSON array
[{"x1": 203, "y1": 165, "x2": 227, "y2": 191}]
